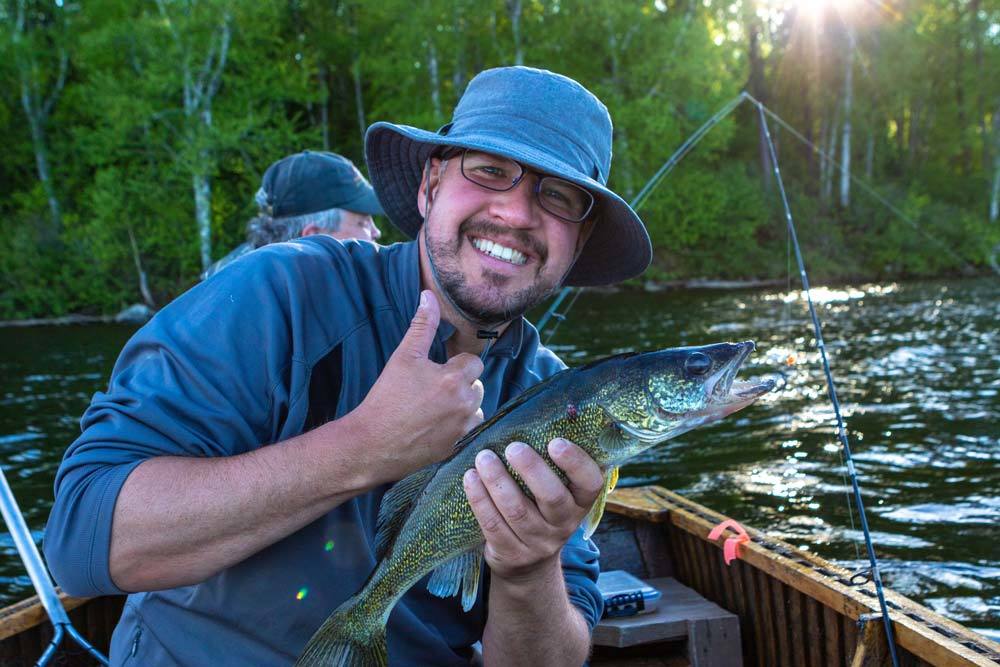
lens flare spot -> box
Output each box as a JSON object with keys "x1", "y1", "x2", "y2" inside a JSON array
[
  {"x1": 296, "y1": 587, "x2": 309, "y2": 601},
  {"x1": 325, "y1": 540, "x2": 335, "y2": 552}
]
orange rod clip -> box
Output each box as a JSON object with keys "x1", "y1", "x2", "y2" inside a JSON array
[{"x1": 708, "y1": 519, "x2": 750, "y2": 566}]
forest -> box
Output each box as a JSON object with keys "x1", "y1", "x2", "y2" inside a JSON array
[{"x1": 1, "y1": 0, "x2": 998, "y2": 318}]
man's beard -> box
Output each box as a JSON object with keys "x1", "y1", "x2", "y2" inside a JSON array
[{"x1": 426, "y1": 218, "x2": 561, "y2": 326}]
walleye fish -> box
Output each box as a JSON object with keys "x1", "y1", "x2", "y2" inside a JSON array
[{"x1": 296, "y1": 342, "x2": 775, "y2": 667}]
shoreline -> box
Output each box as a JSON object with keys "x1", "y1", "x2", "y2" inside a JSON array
[{"x1": 2, "y1": 271, "x2": 994, "y2": 327}]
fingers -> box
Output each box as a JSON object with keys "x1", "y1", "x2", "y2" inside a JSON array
[
  {"x1": 547, "y1": 438, "x2": 606, "y2": 509},
  {"x1": 446, "y1": 352, "x2": 485, "y2": 382},
  {"x1": 463, "y1": 467, "x2": 521, "y2": 548},
  {"x1": 398, "y1": 290, "x2": 440, "y2": 360},
  {"x1": 504, "y1": 442, "x2": 580, "y2": 526},
  {"x1": 465, "y1": 407, "x2": 485, "y2": 434},
  {"x1": 472, "y1": 450, "x2": 545, "y2": 540}
]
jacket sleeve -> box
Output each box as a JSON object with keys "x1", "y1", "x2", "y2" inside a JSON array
[
  {"x1": 560, "y1": 526, "x2": 604, "y2": 631},
  {"x1": 42, "y1": 248, "x2": 313, "y2": 596}
]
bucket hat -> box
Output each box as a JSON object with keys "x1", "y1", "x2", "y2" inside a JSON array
[
  {"x1": 364, "y1": 66, "x2": 651, "y2": 287},
  {"x1": 261, "y1": 151, "x2": 384, "y2": 218}
]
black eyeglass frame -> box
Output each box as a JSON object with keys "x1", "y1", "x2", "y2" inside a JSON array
[{"x1": 438, "y1": 148, "x2": 595, "y2": 223}]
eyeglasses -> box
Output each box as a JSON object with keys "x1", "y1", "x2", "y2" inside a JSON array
[{"x1": 447, "y1": 149, "x2": 595, "y2": 223}]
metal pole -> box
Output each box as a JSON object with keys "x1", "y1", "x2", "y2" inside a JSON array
[{"x1": 0, "y1": 466, "x2": 109, "y2": 665}]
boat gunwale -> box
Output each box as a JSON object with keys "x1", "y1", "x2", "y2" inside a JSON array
[
  {"x1": 0, "y1": 485, "x2": 997, "y2": 666},
  {"x1": 606, "y1": 485, "x2": 1000, "y2": 667},
  {"x1": 0, "y1": 590, "x2": 91, "y2": 641}
]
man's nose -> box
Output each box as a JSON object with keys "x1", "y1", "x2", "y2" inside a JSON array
[
  {"x1": 486, "y1": 177, "x2": 538, "y2": 228},
  {"x1": 370, "y1": 219, "x2": 381, "y2": 240}
]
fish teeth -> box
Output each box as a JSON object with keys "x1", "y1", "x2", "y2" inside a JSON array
[{"x1": 471, "y1": 237, "x2": 527, "y2": 266}]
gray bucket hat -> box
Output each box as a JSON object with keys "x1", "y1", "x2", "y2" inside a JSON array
[{"x1": 364, "y1": 66, "x2": 651, "y2": 287}]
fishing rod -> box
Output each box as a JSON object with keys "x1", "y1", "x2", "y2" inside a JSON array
[
  {"x1": 536, "y1": 92, "x2": 988, "y2": 338},
  {"x1": 537, "y1": 90, "x2": 909, "y2": 662},
  {"x1": 536, "y1": 92, "x2": 750, "y2": 339},
  {"x1": 754, "y1": 99, "x2": 902, "y2": 667},
  {"x1": 0, "y1": 466, "x2": 109, "y2": 666}
]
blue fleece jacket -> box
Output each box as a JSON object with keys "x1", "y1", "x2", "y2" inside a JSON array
[{"x1": 44, "y1": 238, "x2": 602, "y2": 666}]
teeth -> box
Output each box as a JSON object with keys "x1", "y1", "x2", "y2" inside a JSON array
[{"x1": 472, "y1": 238, "x2": 527, "y2": 265}]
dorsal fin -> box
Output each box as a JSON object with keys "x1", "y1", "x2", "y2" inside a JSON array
[
  {"x1": 374, "y1": 464, "x2": 437, "y2": 560},
  {"x1": 448, "y1": 367, "x2": 574, "y2": 456}
]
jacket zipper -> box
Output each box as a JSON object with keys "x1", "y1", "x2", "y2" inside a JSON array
[{"x1": 130, "y1": 627, "x2": 142, "y2": 658}]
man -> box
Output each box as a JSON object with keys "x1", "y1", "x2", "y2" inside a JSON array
[
  {"x1": 202, "y1": 150, "x2": 383, "y2": 280},
  {"x1": 44, "y1": 66, "x2": 652, "y2": 665}
]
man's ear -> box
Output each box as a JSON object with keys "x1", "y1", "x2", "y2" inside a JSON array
[
  {"x1": 416, "y1": 158, "x2": 444, "y2": 218},
  {"x1": 301, "y1": 223, "x2": 323, "y2": 237}
]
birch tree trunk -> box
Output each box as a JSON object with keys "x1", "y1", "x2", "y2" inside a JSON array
[
  {"x1": 839, "y1": 30, "x2": 855, "y2": 209},
  {"x1": 746, "y1": 8, "x2": 771, "y2": 188},
  {"x1": 352, "y1": 58, "x2": 367, "y2": 142},
  {"x1": 818, "y1": 117, "x2": 829, "y2": 194},
  {"x1": 823, "y1": 110, "x2": 840, "y2": 204},
  {"x1": 991, "y1": 104, "x2": 1000, "y2": 223},
  {"x1": 128, "y1": 226, "x2": 156, "y2": 308},
  {"x1": 156, "y1": 0, "x2": 231, "y2": 272},
  {"x1": 506, "y1": 0, "x2": 523, "y2": 66},
  {"x1": 865, "y1": 124, "x2": 875, "y2": 181},
  {"x1": 971, "y1": 0, "x2": 989, "y2": 173},
  {"x1": 427, "y1": 39, "x2": 441, "y2": 121},
  {"x1": 193, "y1": 150, "x2": 213, "y2": 270},
  {"x1": 991, "y1": 165, "x2": 999, "y2": 223},
  {"x1": 953, "y1": 0, "x2": 970, "y2": 174},
  {"x1": 13, "y1": 0, "x2": 68, "y2": 235}
]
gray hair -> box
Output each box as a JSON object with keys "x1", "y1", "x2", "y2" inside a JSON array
[{"x1": 246, "y1": 187, "x2": 344, "y2": 249}]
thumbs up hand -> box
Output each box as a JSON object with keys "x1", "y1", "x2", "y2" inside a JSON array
[{"x1": 348, "y1": 290, "x2": 485, "y2": 483}]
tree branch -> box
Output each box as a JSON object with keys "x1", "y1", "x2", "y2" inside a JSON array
[{"x1": 41, "y1": 48, "x2": 69, "y2": 120}]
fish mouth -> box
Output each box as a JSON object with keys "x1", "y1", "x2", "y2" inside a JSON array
[{"x1": 702, "y1": 341, "x2": 776, "y2": 417}]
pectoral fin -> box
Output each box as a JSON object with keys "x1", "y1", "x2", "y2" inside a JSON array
[
  {"x1": 427, "y1": 546, "x2": 484, "y2": 612},
  {"x1": 582, "y1": 466, "x2": 619, "y2": 540}
]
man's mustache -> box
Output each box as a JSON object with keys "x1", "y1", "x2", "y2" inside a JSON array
[{"x1": 459, "y1": 219, "x2": 548, "y2": 264}]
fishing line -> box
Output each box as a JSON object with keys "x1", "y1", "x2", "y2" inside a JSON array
[
  {"x1": 536, "y1": 93, "x2": 750, "y2": 336},
  {"x1": 539, "y1": 91, "x2": 989, "y2": 339},
  {"x1": 542, "y1": 287, "x2": 583, "y2": 346},
  {"x1": 744, "y1": 93, "x2": 981, "y2": 274},
  {"x1": 755, "y1": 100, "x2": 902, "y2": 667}
]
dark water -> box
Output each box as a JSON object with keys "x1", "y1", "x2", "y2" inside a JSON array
[{"x1": 1, "y1": 278, "x2": 997, "y2": 641}]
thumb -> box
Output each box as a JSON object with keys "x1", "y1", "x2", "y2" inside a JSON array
[{"x1": 399, "y1": 290, "x2": 440, "y2": 360}]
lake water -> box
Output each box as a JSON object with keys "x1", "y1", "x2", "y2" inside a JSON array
[{"x1": 0, "y1": 277, "x2": 997, "y2": 641}]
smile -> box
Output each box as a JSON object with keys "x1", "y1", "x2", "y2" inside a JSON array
[{"x1": 470, "y1": 237, "x2": 528, "y2": 266}]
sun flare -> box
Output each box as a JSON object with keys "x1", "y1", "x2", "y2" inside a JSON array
[{"x1": 776, "y1": 0, "x2": 861, "y2": 23}]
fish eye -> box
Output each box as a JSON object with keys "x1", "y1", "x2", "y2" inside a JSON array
[{"x1": 685, "y1": 352, "x2": 712, "y2": 376}]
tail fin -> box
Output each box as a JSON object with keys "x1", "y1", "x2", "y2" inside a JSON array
[{"x1": 294, "y1": 596, "x2": 388, "y2": 667}]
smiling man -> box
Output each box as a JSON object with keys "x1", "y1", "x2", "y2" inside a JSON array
[{"x1": 44, "y1": 66, "x2": 651, "y2": 666}]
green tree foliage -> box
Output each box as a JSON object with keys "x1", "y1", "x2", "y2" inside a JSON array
[{"x1": 0, "y1": 0, "x2": 997, "y2": 318}]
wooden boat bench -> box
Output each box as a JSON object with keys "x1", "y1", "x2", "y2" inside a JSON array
[{"x1": 593, "y1": 577, "x2": 742, "y2": 667}]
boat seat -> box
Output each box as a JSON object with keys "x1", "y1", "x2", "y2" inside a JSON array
[{"x1": 592, "y1": 577, "x2": 742, "y2": 667}]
